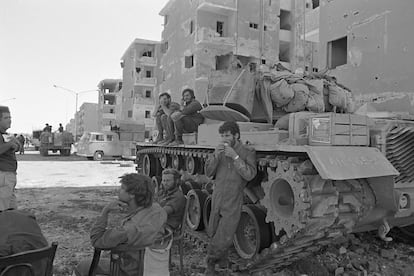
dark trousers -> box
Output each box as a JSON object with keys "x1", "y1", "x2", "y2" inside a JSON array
[
  {"x1": 171, "y1": 115, "x2": 203, "y2": 139},
  {"x1": 156, "y1": 114, "x2": 174, "y2": 140}
]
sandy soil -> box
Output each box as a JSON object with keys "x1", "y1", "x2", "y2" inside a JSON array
[{"x1": 13, "y1": 152, "x2": 414, "y2": 276}]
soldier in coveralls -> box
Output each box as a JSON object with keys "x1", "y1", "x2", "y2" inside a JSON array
[{"x1": 204, "y1": 121, "x2": 257, "y2": 275}]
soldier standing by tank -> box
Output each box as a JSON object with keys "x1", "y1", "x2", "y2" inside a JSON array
[
  {"x1": 0, "y1": 106, "x2": 20, "y2": 211},
  {"x1": 204, "y1": 121, "x2": 257, "y2": 275}
]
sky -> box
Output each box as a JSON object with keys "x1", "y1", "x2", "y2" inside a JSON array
[{"x1": 0, "y1": 0, "x2": 169, "y2": 134}]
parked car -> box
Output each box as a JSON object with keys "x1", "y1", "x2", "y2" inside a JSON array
[{"x1": 76, "y1": 131, "x2": 122, "y2": 161}]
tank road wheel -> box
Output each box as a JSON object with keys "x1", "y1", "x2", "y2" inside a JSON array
[
  {"x1": 93, "y1": 151, "x2": 104, "y2": 161},
  {"x1": 186, "y1": 156, "x2": 200, "y2": 175},
  {"x1": 142, "y1": 154, "x2": 157, "y2": 177},
  {"x1": 203, "y1": 194, "x2": 212, "y2": 229},
  {"x1": 159, "y1": 153, "x2": 170, "y2": 169},
  {"x1": 233, "y1": 204, "x2": 272, "y2": 259},
  {"x1": 172, "y1": 155, "x2": 183, "y2": 170},
  {"x1": 151, "y1": 176, "x2": 162, "y2": 196},
  {"x1": 186, "y1": 189, "x2": 208, "y2": 231}
]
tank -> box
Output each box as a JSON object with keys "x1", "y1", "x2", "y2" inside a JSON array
[{"x1": 135, "y1": 66, "x2": 414, "y2": 273}]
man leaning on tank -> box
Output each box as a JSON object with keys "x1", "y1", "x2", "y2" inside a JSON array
[{"x1": 204, "y1": 121, "x2": 257, "y2": 275}]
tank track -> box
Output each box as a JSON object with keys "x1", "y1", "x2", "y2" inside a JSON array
[{"x1": 137, "y1": 146, "x2": 376, "y2": 273}]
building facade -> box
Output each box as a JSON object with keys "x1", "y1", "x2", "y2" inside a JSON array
[
  {"x1": 120, "y1": 39, "x2": 161, "y2": 136},
  {"x1": 98, "y1": 79, "x2": 122, "y2": 131},
  {"x1": 159, "y1": 0, "x2": 281, "y2": 103},
  {"x1": 77, "y1": 102, "x2": 99, "y2": 136}
]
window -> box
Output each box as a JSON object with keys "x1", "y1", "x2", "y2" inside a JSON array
[
  {"x1": 313, "y1": 67, "x2": 319, "y2": 72},
  {"x1": 142, "y1": 51, "x2": 152, "y2": 57},
  {"x1": 312, "y1": 0, "x2": 320, "y2": 9},
  {"x1": 136, "y1": 67, "x2": 141, "y2": 74},
  {"x1": 146, "y1": 70, "x2": 152, "y2": 78},
  {"x1": 128, "y1": 110, "x2": 133, "y2": 118},
  {"x1": 261, "y1": 59, "x2": 266, "y2": 64},
  {"x1": 106, "y1": 135, "x2": 113, "y2": 141},
  {"x1": 145, "y1": 111, "x2": 151, "y2": 118},
  {"x1": 104, "y1": 88, "x2": 110, "y2": 94},
  {"x1": 264, "y1": 25, "x2": 267, "y2": 31},
  {"x1": 249, "y1": 63, "x2": 257, "y2": 72},
  {"x1": 161, "y1": 41, "x2": 168, "y2": 53},
  {"x1": 280, "y1": 10, "x2": 291, "y2": 30},
  {"x1": 110, "y1": 109, "x2": 114, "y2": 113},
  {"x1": 120, "y1": 60, "x2": 124, "y2": 68},
  {"x1": 328, "y1": 36, "x2": 347, "y2": 69},
  {"x1": 145, "y1": 90, "x2": 151, "y2": 98},
  {"x1": 94, "y1": 135, "x2": 104, "y2": 141},
  {"x1": 118, "y1": 82, "x2": 122, "y2": 90},
  {"x1": 185, "y1": 55, "x2": 194, "y2": 68},
  {"x1": 190, "y1": 20, "x2": 194, "y2": 34},
  {"x1": 216, "y1": 21, "x2": 224, "y2": 36},
  {"x1": 249, "y1": 22, "x2": 258, "y2": 29}
]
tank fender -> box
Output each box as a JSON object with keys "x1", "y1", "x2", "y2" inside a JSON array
[{"x1": 305, "y1": 146, "x2": 399, "y2": 180}]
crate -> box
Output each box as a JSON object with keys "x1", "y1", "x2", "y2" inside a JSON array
[
  {"x1": 241, "y1": 129, "x2": 289, "y2": 147},
  {"x1": 183, "y1": 133, "x2": 197, "y2": 145},
  {"x1": 308, "y1": 113, "x2": 369, "y2": 146}
]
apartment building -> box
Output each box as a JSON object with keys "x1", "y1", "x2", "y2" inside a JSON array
[
  {"x1": 97, "y1": 79, "x2": 122, "y2": 131},
  {"x1": 159, "y1": 0, "x2": 280, "y2": 102},
  {"x1": 66, "y1": 102, "x2": 99, "y2": 139},
  {"x1": 120, "y1": 39, "x2": 161, "y2": 136},
  {"x1": 77, "y1": 102, "x2": 99, "y2": 135}
]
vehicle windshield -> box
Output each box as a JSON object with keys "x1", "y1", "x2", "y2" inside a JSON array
[{"x1": 79, "y1": 133, "x2": 91, "y2": 143}]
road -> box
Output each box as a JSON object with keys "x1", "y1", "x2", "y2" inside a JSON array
[{"x1": 15, "y1": 151, "x2": 136, "y2": 188}]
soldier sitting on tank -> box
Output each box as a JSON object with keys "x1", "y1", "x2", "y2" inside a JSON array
[
  {"x1": 153, "y1": 92, "x2": 180, "y2": 144},
  {"x1": 204, "y1": 121, "x2": 257, "y2": 275},
  {"x1": 156, "y1": 168, "x2": 186, "y2": 234},
  {"x1": 168, "y1": 88, "x2": 204, "y2": 146}
]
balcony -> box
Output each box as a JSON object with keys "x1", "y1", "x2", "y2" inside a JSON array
[
  {"x1": 279, "y1": 29, "x2": 291, "y2": 42},
  {"x1": 135, "y1": 77, "x2": 156, "y2": 86},
  {"x1": 137, "y1": 56, "x2": 157, "y2": 66},
  {"x1": 195, "y1": 27, "x2": 235, "y2": 47},
  {"x1": 197, "y1": 0, "x2": 236, "y2": 15}
]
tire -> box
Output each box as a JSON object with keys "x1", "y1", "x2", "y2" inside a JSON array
[
  {"x1": 93, "y1": 151, "x2": 104, "y2": 161},
  {"x1": 186, "y1": 189, "x2": 208, "y2": 231},
  {"x1": 40, "y1": 148, "x2": 48, "y2": 156},
  {"x1": 203, "y1": 194, "x2": 212, "y2": 230},
  {"x1": 142, "y1": 154, "x2": 157, "y2": 177},
  {"x1": 233, "y1": 204, "x2": 272, "y2": 259}
]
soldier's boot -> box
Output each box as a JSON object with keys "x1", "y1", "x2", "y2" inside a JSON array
[{"x1": 204, "y1": 258, "x2": 216, "y2": 276}]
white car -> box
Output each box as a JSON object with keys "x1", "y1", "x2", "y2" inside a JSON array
[{"x1": 76, "y1": 131, "x2": 122, "y2": 161}]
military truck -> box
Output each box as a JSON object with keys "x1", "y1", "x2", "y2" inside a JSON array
[{"x1": 39, "y1": 131, "x2": 74, "y2": 156}]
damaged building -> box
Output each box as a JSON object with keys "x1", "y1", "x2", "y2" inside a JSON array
[
  {"x1": 318, "y1": 0, "x2": 414, "y2": 115},
  {"x1": 159, "y1": 0, "x2": 281, "y2": 102},
  {"x1": 97, "y1": 79, "x2": 122, "y2": 131},
  {"x1": 120, "y1": 39, "x2": 162, "y2": 137}
]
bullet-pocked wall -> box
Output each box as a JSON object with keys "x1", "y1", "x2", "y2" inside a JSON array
[
  {"x1": 319, "y1": 0, "x2": 414, "y2": 113},
  {"x1": 159, "y1": 0, "x2": 280, "y2": 104},
  {"x1": 121, "y1": 39, "x2": 161, "y2": 128}
]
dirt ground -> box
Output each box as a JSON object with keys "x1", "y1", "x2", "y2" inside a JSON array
[{"x1": 14, "y1": 153, "x2": 414, "y2": 276}]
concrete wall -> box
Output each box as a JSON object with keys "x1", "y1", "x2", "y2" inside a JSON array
[
  {"x1": 78, "y1": 103, "x2": 99, "y2": 136},
  {"x1": 121, "y1": 40, "x2": 160, "y2": 127},
  {"x1": 159, "y1": 0, "x2": 280, "y2": 104},
  {"x1": 319, "y1": 0, "x2": 414, "y2": 113}
]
